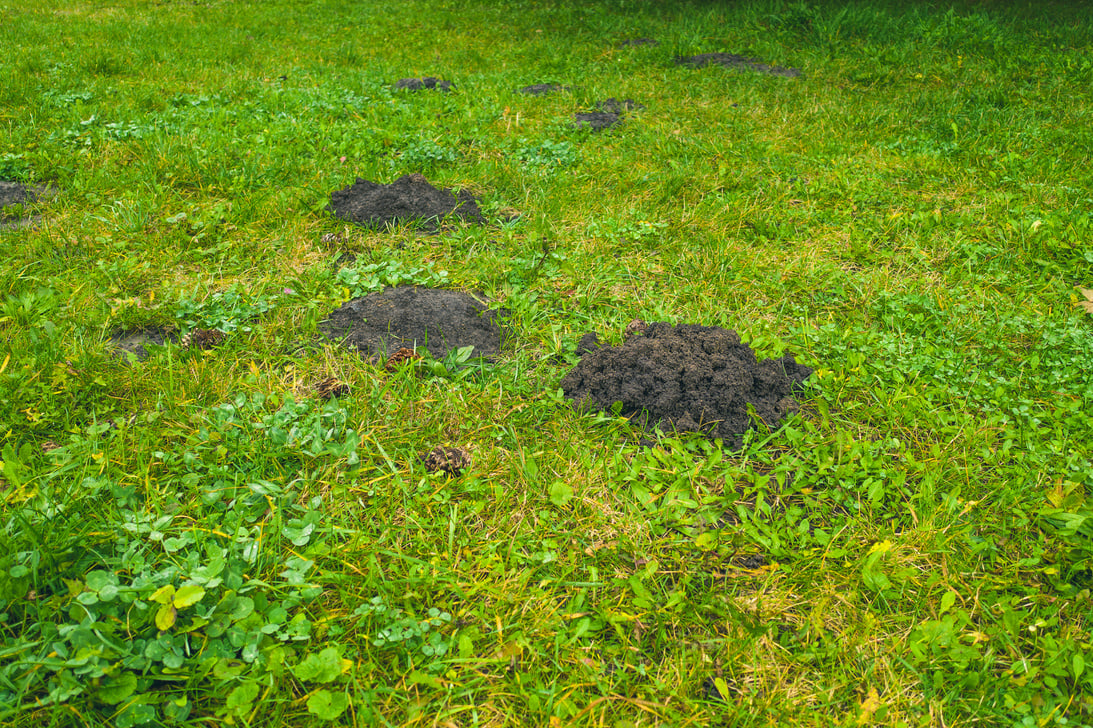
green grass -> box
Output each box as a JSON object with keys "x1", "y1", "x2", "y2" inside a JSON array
[{"x1": 2, "y1": 0, "x2": 1093, "y2": 725}]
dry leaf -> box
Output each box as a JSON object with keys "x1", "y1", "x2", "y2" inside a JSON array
[{"x1": 1078, "y1": 287, "x2": 1093, "y2": 314}]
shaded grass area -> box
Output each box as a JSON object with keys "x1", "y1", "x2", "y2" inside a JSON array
[{"x1": 1, "y1": 0, "x2": 1092, "y2": 725}]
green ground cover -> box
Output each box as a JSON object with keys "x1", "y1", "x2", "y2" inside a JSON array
[{"x1": 1, "y1": 0, "x2": 1092, "y2": 725}]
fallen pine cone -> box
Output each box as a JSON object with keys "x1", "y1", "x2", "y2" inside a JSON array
[
  {"x1": 180, "y1": 328, "x2": 226, "y2": 350},
  {"x1": 385, "y1": 346, "x2": 422, "y2": 372},
  {"x1": 314, "y1": 377, "x2": 350, "y2": 400},
  {"x1": 421, "y1": 446, "x2": 471, "y2": 476}
]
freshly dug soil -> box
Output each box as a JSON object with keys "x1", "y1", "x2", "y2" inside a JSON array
[
  {"x1": 675, "y1": 53, "x2": 802, "y2": 78},
  {"x1": 326, "y1": 174, "x2": 484, "y2": 230},
  {"x1": 519, "y1": 83, "x2": 569, "y2": 95},
  {"x1": 573, "y1": 98, "x2": 644, "y2": 131},
  {"x1": 395, "y1": 77, "x2": 453, "y2": 92},
  {"x1": 561, "y1": 323, "x2": 812, "y2": 448},
  {"x1": 320, "y1": 286, "x2": 507, "y2": 360}
]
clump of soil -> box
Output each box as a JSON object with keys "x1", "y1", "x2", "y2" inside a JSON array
[
  {"x1": 573, "y1": 98, "x2": 644, "y2": 131},
  {"x1": 561, "y1": 322, "x2": 812, "y2": 448},
  {"x1": 395, "y1": 77, "x2": 454, "y2": 92},
  {"x1": 326, "y1": 173, "x2": 485, "y2": 230},
  {"x1": 321, "y1": 286, "x2": 507, "y2": 361},
  {"x1": 519, "y1": 83, "x2": 569, "y2": 95},
  {"x1": 421, "y1": 446, "x2": 471, "y2": 476},
  {"x1": 618, "y1": 38, "x2": 658, "y2": 47},
  {"x1": 675, "y1": 53, "x2": 802, "y2": 78},
  {"x1": 1, "y1": 180, "x2": 49, "y2": 230}
]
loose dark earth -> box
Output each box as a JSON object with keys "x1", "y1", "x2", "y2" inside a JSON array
[
  {"x1": 561, "y1": 322, "x2": 812, "y2": 447},
  {"x1": 326, "y1": 174, "x2": 485, "y2": 230},
  {"x1": 394, "y1": 77, "x2": 454, "y2": 91},
  {"x1": 573, "y1": 98, "x2": 644, "y2": 130},
  {"x1": 519, "y1": 83, "x2": 569, "y2": 95},
  {"x1": 320, "y1": 286, "x2": 507, "y2": 360},
  {"x1": 0, "y1": 179, "x2": 46, "y2": 229},
  {"x1": 675, "y1": 53, "x2": 803, "y2": 77}
]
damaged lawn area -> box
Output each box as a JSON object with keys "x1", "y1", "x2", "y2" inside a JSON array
[{"x1": 1, "y1": 1, "x2": 1092, "y2": 726}]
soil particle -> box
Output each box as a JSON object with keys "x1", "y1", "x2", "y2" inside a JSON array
[
  {"x1": 394, "y1": 77, "x2": 454, "y2": 92},
  {"x1": 326, "y1": 173, "x2": 485, "y2": 230},
  {"x1": 573, "y1": 98, "x2": 644, "y2": 131},
  {"x1": 519, "y1": 83, "x2": 569, "y2": 95},
  {"x1": 561, "y1": 322, "x2": 812, "y2": 448},
  {"x1": 675, "y1": 53, "x2": 802, "y2": 78},
  {"x1": 320, "y1": 286, "x2": 507, "y2": 361}
]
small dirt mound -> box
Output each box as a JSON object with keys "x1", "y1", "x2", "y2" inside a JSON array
[
  {"x1": 675, "y1": 53, "x2": 802, "y2": 78},
  {"x1": 327, "y1": 173, "x2": 485, "y2": 230},
  {"x1": 320, "y1": 286, "x2": 507, "y2": 361},
  {"x1": 519, "y1": 83, "x2": 569, "y2": 95},
  {"x1": 561, "y1": 322, "x2": 812, "y2": 448},
  {"x1": 1, "y1": 180, "x2": 49, "y2": 230},
  {"x1": 573, "y1": 98, "x2": 644, "y2": 131},
  {"x1": 395, "y1": 77, "x2": 454, "y2": 92}
]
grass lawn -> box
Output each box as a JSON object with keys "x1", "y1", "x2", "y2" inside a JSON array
[{"x1": 1, "y1": 0, "x2": 1092, "y2": 725}]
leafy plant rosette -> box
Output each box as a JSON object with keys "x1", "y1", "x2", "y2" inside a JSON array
[{"x1": 0, "y1": 393, "x2": 366, "y2": 724}]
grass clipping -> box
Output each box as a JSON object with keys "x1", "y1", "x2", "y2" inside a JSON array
[{"x1": 561, "y1": 322, "x2": 812, "y2": 447}]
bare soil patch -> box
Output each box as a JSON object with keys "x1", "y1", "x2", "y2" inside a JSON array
[
  {"x1": 1, "y1": 180, "x2": 50, "y2": 230},
  {"x1": 519, "y1": 83, "x2": 569, "y2": 95},
  {"x1": 326, "y1": 174, "x2": 485, "y2": 231},
  {"x1": 573, "y1": 98, "x2": 645, "y2": 131},
  {"x1": 394, "y1": 77, "x2": 454, "y2": 92},
  {"x1": 561, "y1": 322, "x2": 812, "y2": 448},
  {"x1": 109, "y1": 327, "x2": 176, "y2": 360},
  {"x1": 320, "y1": 286, "x2": 507, "y2": 361},
  {"x1": 675, "y1": 53, "x2": 802, "y2": 78}
]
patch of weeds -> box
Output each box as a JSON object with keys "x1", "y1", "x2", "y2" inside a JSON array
[
  {"x1": 0, "y1": 153, "x2": 32, "y2": 182},
  {"x1": 512, "y1": 138, "x2": 578, "y2": 170},
  {"x1": 333, "y1": 259, "x2": 450, "y2": 298},
  {"x1": 586, "y1": 216, "x2": 667, "y2": 245},
  {"x1": 353, "y1": 596, "x2": 453, "y2": 665},
  {"x1": 393, "y1": 138, "x2": 459, "y2": 169},
  {"x1": 173, "y1": 286, "x2": 274, "y2": 334}
]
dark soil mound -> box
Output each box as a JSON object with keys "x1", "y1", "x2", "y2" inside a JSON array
[
  {"x1": 1, "y1": 180, "x2": 48, "y2": 229},
  {"x1": 519, "y1": 83, "x2": 569, "y2": 95},
  {"x1": 326, "y1": 174, "x2": 484, "y2": 230},
  {"x1": 320, "y1": 286, "x2": 507, "y2": 360},
  {"x1": 573, "y1": 98, "x2": 644, "y2": 131},
  {"x1": 395, "y1": 77, "x2": 454, "y2": 92},
  {"x1": 675, "y1": 53, "x2": 802, "y2": 78},
  {"x1": 561, "y1": 322, "x2": 812, "y2": 448}
]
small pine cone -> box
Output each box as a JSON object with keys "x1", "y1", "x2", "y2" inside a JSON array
[
  {"x1": 625, "y1": 318, "x2": 648, "y2": 337},
  {"x1": 421, "y1": 446, "x2": 471, "y2": 476},
  {"x1": 385, "y1": 346, "x2": 422, "y2": 372},
  {"x1": 181, "y1": 328, "x2": 226, "y2": 350},
  {"x1": 314, "y1": 377, "x2": 350, "y2": 400}
]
